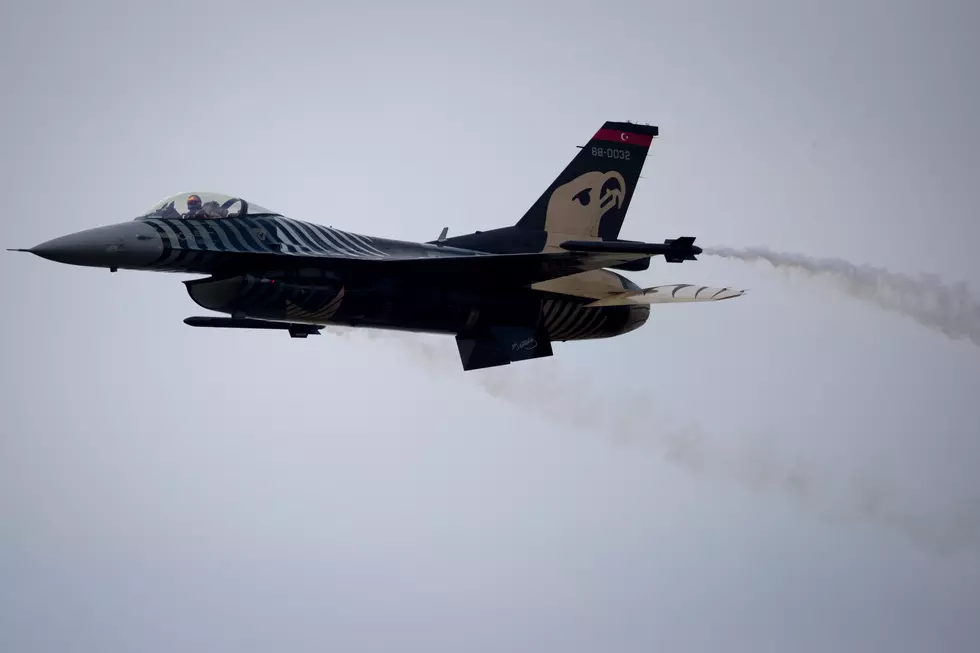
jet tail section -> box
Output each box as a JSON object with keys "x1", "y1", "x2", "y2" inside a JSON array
[
  {"x1": 516, "y1": 121, "x2": 658, "y2": 241},
  {"x1": 456, "y1": 325, "x2": 553, "y2": 371},
  {"x1": 436, "y1": 120, "x2": 659, "y2": 256}
]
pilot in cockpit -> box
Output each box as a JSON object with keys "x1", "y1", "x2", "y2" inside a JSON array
[{"x1": 183, "y1": 194, "x2": 227, "y2": 220}]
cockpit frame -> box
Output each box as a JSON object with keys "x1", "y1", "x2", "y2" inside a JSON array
[{"x1": 134, "y1": 191, "x2": 278, "y2": 221}]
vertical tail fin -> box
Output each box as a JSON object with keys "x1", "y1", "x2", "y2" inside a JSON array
[{"x1": 516, "y1": 121, "x2": 658, "y2": 242}]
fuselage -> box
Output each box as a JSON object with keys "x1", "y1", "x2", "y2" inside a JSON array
[
  {"x1": 26, "y1": 213, "x2": 650, "y2": 342},
  {"x1": 13, "y1": 121, "x2": 737, "y2": 371}
]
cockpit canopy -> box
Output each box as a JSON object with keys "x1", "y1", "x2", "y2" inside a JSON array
[{"x1": 134, "y1": 191, "x2": 278, "y2": 221}]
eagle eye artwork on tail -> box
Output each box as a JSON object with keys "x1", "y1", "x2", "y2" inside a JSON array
[{"x1": 10, "y1": 122, "x2": 744, "y2": 371}]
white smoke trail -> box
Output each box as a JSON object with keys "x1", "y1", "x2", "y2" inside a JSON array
[
  {"x1": 323, "y1": 326, "x2": 980, "y2": 557},
  {"x1": 703, "y1": 246, "x2": 980, "y2": 348}
]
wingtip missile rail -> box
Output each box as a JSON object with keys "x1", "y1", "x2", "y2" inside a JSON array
[{"x1": 558, "y1": 236, "x2": 702, "y2": 262}]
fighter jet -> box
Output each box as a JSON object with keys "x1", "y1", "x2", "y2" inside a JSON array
[{"x1": 10, "y1": 121, "x2": 744, "y2": 370}]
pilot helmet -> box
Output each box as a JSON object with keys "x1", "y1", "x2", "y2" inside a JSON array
[{"x1": 186, "y1": 194, "x2": 202, "y2": 211}]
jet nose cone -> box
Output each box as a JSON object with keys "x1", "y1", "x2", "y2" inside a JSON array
[
  {"x1": 29, "y1": 234, "x2": 92, "y2": 264},
  {"x1": 28, "y1": 223, "x2": 163, "y2": 269}
]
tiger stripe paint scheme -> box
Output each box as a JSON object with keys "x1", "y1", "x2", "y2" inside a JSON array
[
  {"x1": 138, "y1": 215, "x2": 391, "y2": 272},
  {"x1": 16, "y1": 121, "x2": 745, "y2": 370}
]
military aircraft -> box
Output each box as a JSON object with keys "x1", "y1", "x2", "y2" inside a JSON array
[{"x1": 10, "y1": 121, "x2": 744, "y2": 370}]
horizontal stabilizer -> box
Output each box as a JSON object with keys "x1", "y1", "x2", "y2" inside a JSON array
[
  {"x1": 184, "y1": 316, "x2": 322, "y2": 338},
  {"x1": 584, "y1": 284, "x2": 746, "y2": 307}
]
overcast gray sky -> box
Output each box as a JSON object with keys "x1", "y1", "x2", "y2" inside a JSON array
[{"x1": 2, "y1": 0, "x2": 979, "y2": 651}]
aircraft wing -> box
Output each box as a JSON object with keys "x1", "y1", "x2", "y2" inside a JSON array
[
  {"x1": 584, "y1": 284, "x2": 746, "y2": 307},
  {"x1": 208, "y1": 249, "x2": 653, "y2": 288}
]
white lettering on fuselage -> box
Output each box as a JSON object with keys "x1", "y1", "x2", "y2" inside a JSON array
[{"x1": 512, "y1": 337, "x2": 537, "y2": 352}]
